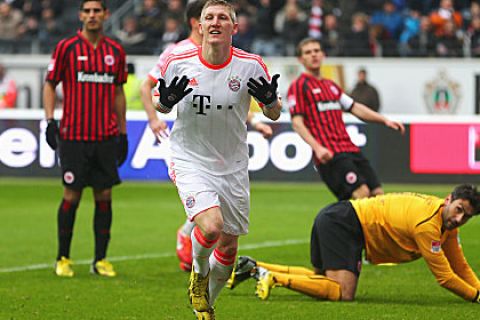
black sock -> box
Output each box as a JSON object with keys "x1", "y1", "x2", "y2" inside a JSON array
[
  {"x1": 94, "y1": 200, "x2": 112, "y2": 262},
  {"x1": 57, "y1": 199, "x2": 78, "y2": 260}
]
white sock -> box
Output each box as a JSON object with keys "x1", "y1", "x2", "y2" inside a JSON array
[
  {"x1": 208, "y1": 248, "x2": 235, "y2": 306},
  {"x1": 181, "y1": 219, "x2": 196, "y2": 237},
  {"x1": 191, "y1": 226, "x2": 217, "y2": 277}
]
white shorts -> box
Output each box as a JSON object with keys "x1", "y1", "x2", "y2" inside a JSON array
[{"x1": 169, "y1": 162, "x2": 250, "y2": 236}]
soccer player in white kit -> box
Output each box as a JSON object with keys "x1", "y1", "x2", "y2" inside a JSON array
[
  {"x1": 140, "y1": 0, "x2": 273, "y2": 274},
  {"x1": 154, "y1": 1, "x2": 282, "y2": 318}
]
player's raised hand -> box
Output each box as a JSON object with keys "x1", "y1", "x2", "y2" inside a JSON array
[
  {"x1": 46, "y1": 118, "x2": 59, "y2": 150},
  {"x1": 156, "y1": 76, "x2": 193, "y2": 113},
  {"x1": 385, "y1": 119, "x2": 405, "y2": 135},
  {"x1": 247, "y1": 74, "x2": 280, "y2": 108}
]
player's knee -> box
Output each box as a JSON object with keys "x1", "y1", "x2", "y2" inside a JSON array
[
  {"x1": 370, "y1": 187, "x2": 384, "y2": 197},
  {"x1": 351, "y1": 184, "x2": 370, "y2": 199},
  {"x1": 200, "y1": 222, "x2": 223, "y2": 240}
]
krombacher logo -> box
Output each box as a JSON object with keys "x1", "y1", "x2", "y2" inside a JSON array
[{"x1": 77, "y1": 72, "x2": 114, "y2": 84}]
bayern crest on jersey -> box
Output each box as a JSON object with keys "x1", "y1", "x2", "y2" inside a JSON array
[
  {"x1": 104, "y1": 55, "x2": 115, "y2": 66},
  {"x1": 228, "y1": 76, "x2": 241, "y2": 92}
]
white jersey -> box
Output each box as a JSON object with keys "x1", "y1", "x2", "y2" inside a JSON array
[
  {"x1": 148, "y1": 38, "x2": 197, "y2": 81},
  {"x1": 161, "y1": 46, "x2": 272, "y2": 175}
]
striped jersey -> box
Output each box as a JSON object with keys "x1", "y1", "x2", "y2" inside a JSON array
[
  {"x1": 351, "y1": 193, "x2": 480, "y2": 301},
  {"x1": 161, "y1": 46, "x2": 272, "y2": 175},
  {"x1": 287, "y1": 73, "x2": 359, "y2": 162},
  {"x1": 45, "y1": 31, "x2": 127, "y2": 141},
  {"x1": 148, "y1": 37, "x2": 197, "y2": 82}
]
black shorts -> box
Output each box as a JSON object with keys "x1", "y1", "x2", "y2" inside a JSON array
[
  {"x1": 316, "y1": 152, "x2": 381, "y2": 200},
  {"x1": 310, "y1": 201, "x2": 364, "y2": 277},
  {"x1": 58, "y1": 139, "x2": 121, "y2": 190}
]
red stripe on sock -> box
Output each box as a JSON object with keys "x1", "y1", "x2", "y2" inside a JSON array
[
  {"x1": 193, "y1": 227, "x2": 218, "y2": 248},
  {"x1": 213, "y1": 248, "x2": 236, "y2": 266},
  {"x1": 61, "y1": 199, "x2": 72, "y2": 212}
]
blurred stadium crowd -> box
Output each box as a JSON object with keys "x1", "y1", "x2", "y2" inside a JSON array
[{"x1": 1, "y1": 0, "x2": 480, "y2": 57}]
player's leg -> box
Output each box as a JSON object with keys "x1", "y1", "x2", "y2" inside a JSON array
[
  {"x1": 325, "y1": 269, "x2": 358, "y2": 300},
  {"x1": 258, "y1": 261, "x2": 315, "y2": 275},
  {"x1": 208, "y1": 232, "x2": 237, "y2": 307},
  {"x1": 189, "y1": 207, "x2": 223, "y2": 312},
  {"x1": 177, "y1": 219, "x2": 195, "y2": 271},
  {"x1": 256, "y1": 271, "x2": 342, "y2": 301},
  {"x1": 356, "y1": 153, "x2": 384, "y2": 197},
  {"x1": 90, "y1": 139, "x2": 121, "y2": 277},
  {"x1": 55, "y1": 140, "x2": 85, "y2": 277}
]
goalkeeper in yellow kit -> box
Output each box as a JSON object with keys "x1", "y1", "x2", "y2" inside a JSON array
[{"x1": 228, "y1": 184, "x2": 480, "y2": 303}]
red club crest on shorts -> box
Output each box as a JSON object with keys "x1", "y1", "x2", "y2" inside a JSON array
[
  {"x1": 345, "y1": 171, "x2": 357, "y2": 184},
  {"x1": 185, "y1": 195, "x2": 196, "y2": 208},
  {"x1": 63, "y1": 171, "x2": 75, "y2": 184}
]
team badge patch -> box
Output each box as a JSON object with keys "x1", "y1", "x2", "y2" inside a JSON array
[
  {"x1": 104, "y1": 55, "x2": 115, "y2": 66},
  {"x1": 345, "y1": 171, "x2": 357, "y2": 184},
  {"x1": 185, "y1": 195, "x2": 196, "y2": 209},
  {"x1": 329, "y1": 85, "x2": 339, "y2": 95},
  {"x1": 48, "y1": 59, "x2": 55, "y2": 71},
  {"x1": 63, "y1": 171, "x2": 75, "y2": 184},
  {"x1": 431, "y1": 240, "x2": 441, "y2": 253},
  {"x1": 228, "y1": 76, "x2": 241, "y2": 92}
]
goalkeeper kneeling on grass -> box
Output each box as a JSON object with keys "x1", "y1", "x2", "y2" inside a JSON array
[{"x1": 228, "y1": 184, "x2": 480, "y2": 303}]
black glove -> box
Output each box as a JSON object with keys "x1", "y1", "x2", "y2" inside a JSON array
[
  {"x1": 46, "y1": 118, "x2": 59, "y2": 150},
  {"x1": 247, "y1": 74, "x2": 280, "y2": 108},
  {"x1": 156, "y1": 76, "x2": 193, "y2": 112},
  {"x1": 117, "y1": 133, "x2": 128, "y2": 167}
]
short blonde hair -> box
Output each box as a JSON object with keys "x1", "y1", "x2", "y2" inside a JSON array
[{"x1": 200, "y1": 0, "x2": 237, "y2": 23}]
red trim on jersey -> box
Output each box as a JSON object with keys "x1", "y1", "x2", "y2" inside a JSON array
[
  {"x1": 148, "y1": 74, "x2": 158, "y2": 84},
  {"x1": 199, "y1": 46, "x2": 233, "y2": 70},
  {"x1": 160, "y1": 48, "x2": 199, "y2": 76},
  {"x1": 193, "y1": 226, "x2": 219, "y2": 248},
  {"x1": 288, "y1": 73, "x2": 360, "y2": 160},
  {"x1": 213, "y1": 248, "x2": 236, "y2": 266},
  {"x1": 233, "y1": 48, "x2": 270, "y2": 79}
]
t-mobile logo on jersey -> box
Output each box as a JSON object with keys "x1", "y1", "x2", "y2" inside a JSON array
[{"x1": 192, "y1": 95, "x2": 233, "y2": 115}]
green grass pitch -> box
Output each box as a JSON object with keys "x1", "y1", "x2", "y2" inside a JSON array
[{"x1": 0, "y1": 179, "x2": 478, "y2": 319}]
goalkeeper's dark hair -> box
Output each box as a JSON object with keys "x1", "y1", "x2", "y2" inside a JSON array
[
  {"x1": 185, "y1": 0, "x2": 208, "y2": 31},
  {"x1": 80, "y1": 0, "x2": 107, "y2": 10},
  {"x1": 451, "y1": 184, "x2": 480, "y2": 215}
]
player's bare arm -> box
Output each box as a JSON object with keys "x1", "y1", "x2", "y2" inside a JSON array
[
  {"x1": 351, "y1": 102, "x2": 405, "y2": 134},
  {"x1": 140, "y1": 77, "x2": 168, "y2": 137},
  {"x1": 114, "y1": 85, "x2": 127, "y2": 134},
  {"x1": 291, "y1": 115, "x2": 333, "y2": 164},
  {"x1": 247, "y1": 111, "x2": 273, "y2": 139}
]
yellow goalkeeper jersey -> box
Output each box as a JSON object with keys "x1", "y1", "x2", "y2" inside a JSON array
[{"x1": 351, "y1": 193, "x2": 480, "y2": 301}]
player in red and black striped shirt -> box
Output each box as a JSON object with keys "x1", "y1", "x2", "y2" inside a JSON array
[
  {"x1": 288, "y1": 38, "x2": 405, "y2": 200},
  {"x1": 43, "y1": 0, "x2": 127, "y2": 278}
]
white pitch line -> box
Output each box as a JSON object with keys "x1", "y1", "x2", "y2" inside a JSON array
[{"x1": 0, "y1": 238, "x2": 308, "y2": 273}]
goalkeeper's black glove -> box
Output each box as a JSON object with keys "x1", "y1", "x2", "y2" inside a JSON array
[
  {"x1": 117, "y1": 133, "x2": 128, "y2": 167},
  {"x1": 474, "y1": 290, "x2": 480, "y2": 303},
  {"x1": 247, "y1": 74, "x2": 280, "y2": 109},
  {"x1": 156, "y1": 76, "x2": 193, "y2": 113},
  {"x1": 46, "y1": 118, "x2": 59, "y2": 150}
]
